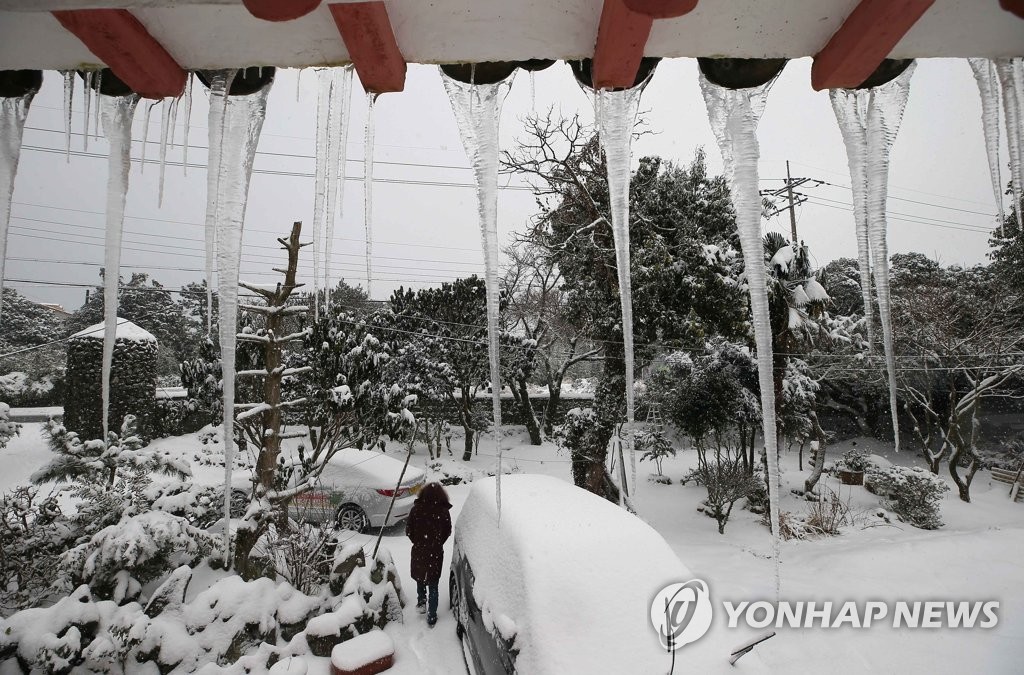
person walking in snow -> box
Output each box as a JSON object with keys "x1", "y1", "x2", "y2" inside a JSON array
[{"x1": 405, "y1": 482, "x2": 452, "y2": 627}]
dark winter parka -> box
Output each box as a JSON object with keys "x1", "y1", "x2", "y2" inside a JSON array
[{"x1": 406, "y1": 483, "x2": 452, "y2": 583}]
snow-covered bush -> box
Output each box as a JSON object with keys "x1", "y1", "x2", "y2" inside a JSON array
[
  {"x1": 0, "y1": 370, "x2": 63, "y2": 407},
  {"x1": 58, "y1": 511, "x2": 217, "y2": 601},
  {"x1": 0, "y1": 487, "x2": 69, "y2": 616},
  {"x1": 0, "y1": 402, "x2": 21, "y2": 450},
  {"x1": 834, "y1": 449, "x2": 871, "y2": 473},
  {"x1": 554, "y1": 407, "x2": 601, "y2": 485},
  {"x1": 64, "y1": 320, "x2": 159, "y2": 442},
  {"x1": 866, "y1": 465, "x2": 949, "y2": 529},
  {"x1": 35, "y1": 415, "x2": 189, "y2": 489},
  {"x1": 0, "y1": 544, "x2": 405, "y2": 672},
  {"x1": 636, "y1": 428, "x2": 674, "y2": 477},
  {"x1": 687, "y1": 447, "x2": 762, "y2": 534}
]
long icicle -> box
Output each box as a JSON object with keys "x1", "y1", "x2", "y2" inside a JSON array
[
  {"x1": 364, "y1": 92, "x2": 377, "y2": 299},
  {"x1": 829, "y1": 89, "x2": 876, "y2": 352},
  {"x1": 62, "y1": 71, "x2": 74, "y2": 162},
  {"x1": 995, "y1": 59, "x2": 1024, "y2": 221},
  {"x1": 441, "y1": 68, "x2": 515, "y2": 519},
  {"x1": 968, "y1": 59, "x2": 1005, "y2": 232},
  {"x1": 82, "y1": 72, "x2": 93, "y2": 152},
  {"x1": 699, "y1": 71, "x2": 782, "y2": 598},
  {"x1": 865, "y1": 63, "x2": 916, "y2": 455},
  {"x1": 324, "y1": 66, "x2": 353, "y2": 302},
  {"x1": 99, "y1": 93, "x2": 141, "y2": 445},
  {"x1": 594, "y1": 79, "x2": 652, "y2": 500},
  {"x1": 158, "y1": 98, "x2": 171, "y2": 206},
  {"x1": 204, "y1": 71, "x2": 236, "y2": 335},
  {"x1": 312, "y1": 69, "x2": 331, "y2": 317},
  {"x1": 0, "y1": 85, "x2": 37, "y2": 326},
  {"x1": 211, "y1": 75, "x2": 272, "y2": 567},
  {"x1": 182, "y1": 74, "x2": 193, "y2": 176}
]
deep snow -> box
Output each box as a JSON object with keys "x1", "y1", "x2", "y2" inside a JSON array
[{"x1": 2, "y1": 423, "x2": 1022, "y2": 673}]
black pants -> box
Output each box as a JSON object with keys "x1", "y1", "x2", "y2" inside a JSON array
[{"x1": 417, "y1": 580, "x2": 439, "y2": 621}]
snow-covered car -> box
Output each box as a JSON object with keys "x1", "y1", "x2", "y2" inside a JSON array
[
  {"x1": 450, "y1": 475, "x2": 760, "y2": 674},
  {"x1": 287, "y1": 448, "x2": 425, "y2": 532}
]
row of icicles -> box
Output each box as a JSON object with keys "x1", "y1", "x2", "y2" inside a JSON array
[{"x1": 0, "y1": 58, "x2": 1022, "y2": 586}]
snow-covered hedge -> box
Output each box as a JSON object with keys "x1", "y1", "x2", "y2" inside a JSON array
[
  {"x1": 0, "y1": 402, "x2": 21, "y2": 450},
  {"x1": 0, "y1": 543, "x2": 405, "y2": 674},
  {"x1": 64, "y1": 322, "x2": 158, "y2": 442},
  {"x1": 866, "y1": 465, "x2": 949, "y2": 529},
  {"x1": 58, "y1": 511, "x2": 217, "y2": 601}
]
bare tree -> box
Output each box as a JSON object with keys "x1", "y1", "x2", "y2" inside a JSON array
[{"x1": 897, "y1": 266, "x2": 1024, "y2": 502}]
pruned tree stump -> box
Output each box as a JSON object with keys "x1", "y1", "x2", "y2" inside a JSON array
[{"x1": 330, "y1": 630, "x2": 395, "y2": 675}]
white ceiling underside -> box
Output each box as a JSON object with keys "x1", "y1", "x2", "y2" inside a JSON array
[{"x1": 0, "y1": 0, "x2": 1021, "y2": 71}]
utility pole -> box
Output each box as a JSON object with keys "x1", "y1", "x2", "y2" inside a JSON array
[
  {"x1": 760, "y1": 161, "x2": 811, "y2": 242},
  {"x1": 785, "y1": 160, "x2": 799, "y2": 243}
]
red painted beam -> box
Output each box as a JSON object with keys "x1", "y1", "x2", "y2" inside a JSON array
[
  {"x1": 811, "y1": 0, "x2": 933, "y2": 91},
  {"x1": 623, "y1": 0, "x2": 698, "y2": 20},
  {"x1": 328, "y1": 2, "x2": 406, "y2": 94},
  {"x1": 1000, "y1": 0, "x2": 1024, "y2": 19},
  {"x1": 244, "y1": 0, "x2": 322, "y2": 22},
  {"x1": 52, "y1": 9, "x2": 185, "y2": 99},
  {"x1": 593, "y1": 0, "x2": 654, "y2": 89}
]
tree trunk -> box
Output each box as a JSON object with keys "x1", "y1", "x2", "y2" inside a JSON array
[
  {"x1": 573, "y1": 342, "x2": 622, "y2": 502},
  {"x1": 458, "y1": 388, "x2": 474, "y2": 461},
  {"x1": 803, "y1": 411, "x2": 828, "y2": 493},
  {"x1": 517, "y1": 378, "x2": 542, "y2": 445},
  {"x1": 544, "y1": 382, "x2": 562, "y2": 436}
]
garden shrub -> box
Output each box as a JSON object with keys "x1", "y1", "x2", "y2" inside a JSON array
[
  {"x1": 866, "y1": 465, "x2": 949, "y2": 529},
  {"x1": 0, "y1": 402, "x2": 20, "y2": 450}
]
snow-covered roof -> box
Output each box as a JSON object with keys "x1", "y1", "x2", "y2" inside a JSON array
[
  {"x1": 455, "y1": 475, "x2": 738, "y2": 674},
  {"x1": 70, "y1": 318, "x2": 157, "y2": 342},
  {"x1": 0, "y1": 1, "x2": 1021, "y2": 71}
]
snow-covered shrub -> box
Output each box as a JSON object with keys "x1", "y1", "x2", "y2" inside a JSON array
[
  {"x1": 150, "y1": 482, "x2": 248, "y2": 528},
  {"x1": 834, "y1": 449, "x2": 871, "y2": 473},
  {"x1": 253, "y1": 522, "x2": 337, "y2": 596},
  {"x1": 554, "y1": 407, "x2": 601, "y2": 485},
  {"x1": 0, "y1": 487, "x2": 70, "y2": 616},
  {"x1": 866, "y1": 465, "x2": 949, "y2": 529},
  {"x1": 636, "y1": 428, "x2": 675, "y2": 476},
  {"x1": 64, "y1": 320, "x2": 159, "y2": 442},
  {"x1": 687, "y1": 447, "x2": 762, "y2": 534},
  {"x1": 0, "y1": 401, "x2": 21, "y2": 450},
  {"x1": 0, "y1": 544, "x2": 405, "y2": 672},
  {"x1": 58, "y1": 511, "x2": 217, "y2": 601},
  {"x1": 35, "y1": 415, "x2": 189, "y2": 488}
]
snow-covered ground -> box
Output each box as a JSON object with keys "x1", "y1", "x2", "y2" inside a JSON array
[{"x1": 2, "y1": 424, "x2": 1021, "y2": 673}]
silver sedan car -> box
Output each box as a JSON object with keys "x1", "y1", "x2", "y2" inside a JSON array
[{"x1": 288, "y1": 447, "x2": 426, "y2": 532}]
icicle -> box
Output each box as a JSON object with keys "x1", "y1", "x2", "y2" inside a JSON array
[
  {"x1": 0, "y1": 87, "x2": 37, "y2": 326},
  {"x1": 593, "y1": 79, "x2": 652, "y2": 500},
  {"x1": 312, "y1": 69, "x2": 331, "y2": 316},
  {"x1": 865, "y1": 64, "x2": 915, "y2": 455},
  {"x1": 829, "y1": 89, "x2": 876, "y2": 352},
  {"x1": 530, "y1": 71, "x2": 536, "y2": 110},
  {"x1": 168, "y1": 95, "x2": 179, "y2": 150},
  {"x1": 995, "y1": 59, "x2": 1024, "y2": 221},
  {"x1": 98, "y1": 93, "x2": 141, "y2": 445},
  {"x1": 968, "y1": 59, "x2": 1005, "y2": 233},
  {"x1": 699, "y1": 71, "x2": 782, "y2": 598},
  {"x1": 441, "y1": 68, "x2": 516, "y2": 519},
  {"x1": 204, "y1": 71, "x2": 236, "y2": 335},
  {"x1": 182, "y1": 74, "x2": 193, "y2": 176},
  {"x1": 208, "y1": 75, "x2": 272, "y2": 565},
  {"x1": 92, "y1": 72, "x2": 102, "y2": 141},
  {"x1": 62, "y1": 71, "x2": 74, "y2": 162},
  {"x1": 296, "y1": 67, "x2": 303, "y2": 102},
  {"x1": 364, "y1": 92, "x2": 377, "y2": 299},
  {"x1": 139, "y1": 100, "x2": 157, "y2": 174},
  {"x1": 324, "y1": 67, "x2": 353, "y2": 306},
  {"x1": 82, "y1": 72, "x2": 93, "y2": 152},
  {"x1": 158, "y1": 98, "x2": 171, "y2": 206}
]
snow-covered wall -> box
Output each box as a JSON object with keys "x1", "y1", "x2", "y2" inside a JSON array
[{"x1": 0, "y1": 0, "x2": 1021, "y2": 70}]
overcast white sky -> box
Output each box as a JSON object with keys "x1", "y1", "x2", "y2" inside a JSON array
[{"x1": 5, "y1": 56, "x2": 1004, "y2": 311}]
